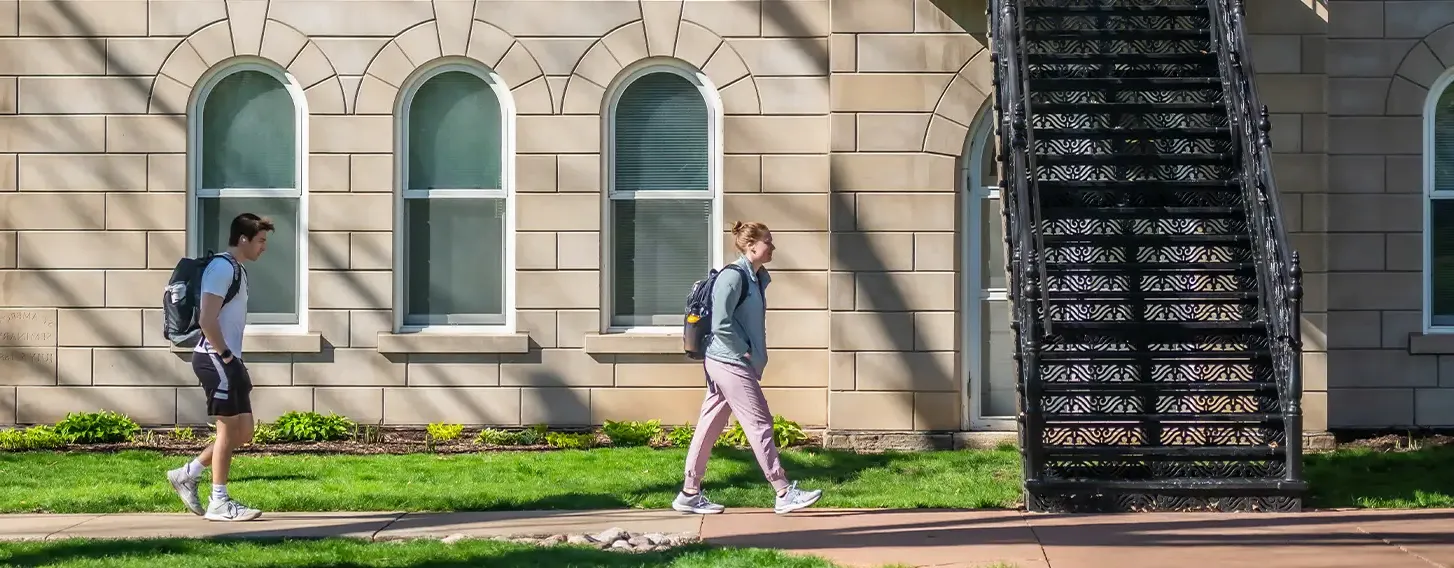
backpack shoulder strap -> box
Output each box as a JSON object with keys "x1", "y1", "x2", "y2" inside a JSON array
[
  {"x1": 724, "y1": 264, "x2": 754, "y2": 310},
  {"x1": 219, "y1": 255, "x2": 243, "y2": 305}
]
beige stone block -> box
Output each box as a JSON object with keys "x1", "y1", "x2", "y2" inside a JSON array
[
  {"x1": 831, "y1": 311, "x2": 913, "y2": 351},
  {"x1": 831, "y1": 113, "x2": 856, "y2": 152},
  {"x1": 582, "y1": 333, "x2": 680, "y2": 355},
  {"x1": 18, "y1": 77, "x2": 150, "y2": 114},
  {"x1": 149, "y1": 74, "x2": 190, "y2": 115},
  {"x1": 831, "y1": 34, "x2": 856, "y2": 73},
  {"x1": 758, "y1": 349, "x2": 830, "y2": 388},
  {"x1": 0, "y1": 309, "x2": 55, "y2": 347},
  {"x1": 591, "y1": 387, "x2": 704, "y2": 424},
  {"x1": 57, "y1": 347, "x2": 90, "y2": 386},
  {"x1": 832, "y1": 154, "x2": 955, "y2": 191},
  {"x1": 557, "y1": 232, "x2": 599, "y2": 271},
  {"x1": 311, "y1": 194, "x2": 391, "y2": 232},
  {"x1": 295, "y1": 348, "x2": 404, "y2": 386},
  {"x1": 719, "y1": 78, "x2": 760, "y2": 115},
  {"x1": 406, "y1": 353, "x2": 501, "y2": 386},
  {"x1": 1, "y1": 271, "x2": 104, "y2": 308},
  {"x1": 833, "y1": 0, "x2": 914, "y2": 32},
  {"x1": 673, "y1": 21, "x2": 720, "y2": 71},
  {"x1": 0, "y1": 154, "x2": 12, "y2": 190},
  {"x1": 379, "y1": 332, "x2": 528, "y2": 355},
  {"x1": 18, "y1": 231, "x2": 146, "y2": 269},
  {"x1": 147, "y1": 154, "x2": 184, "y2": 192},
  {"x1": 614, "y1": 356, "x2": 701, "y2": 387},
  {"x1": 756, "y1": 77, "x2": 829, "y2": 115},
  {"x1": 760, "y1": 0, "x2": 829, "y2": 37},
  {"x1": 393, "y1": 21, "x2": 441, "y2": 67},
  {"x1": 0, "y1": 116, "x2": 105, "y2": 152},
  {"x1": 855, "y1": 193, "x2": 956, "y2": 231},
  {"x1": 832, "y1": 232, "x2": 914, "y2": 271},
  {"x1": 310, "y1": 232, "x2": 350, "y2": 270},
  {"x1": 924, "y1": 115, "x2": 970, "y2": 156},
  {"x1": 269, "y1": 0, "x2": 431, "y2": 36},
  {"x1": 385, "y1": 387, "x2": 521, "y2": 425},
  {"x1": 1329, "y1": 272, "x2": 1420, "y2": 312},
  {"x1": 1387, "y1": 233, "x2": 1422, "y2": 271},
  {"x1": 1328, "y1": 194, "x2": 1421, "y2": 233},
  {"x1": 1327, "y1": 39, "x2": 1416, "y2": 78},
  {"x1": 316, "y1": 387, "x2": 383, "y2": 424},
  {"x1": 227, "y1": 387, "x2": 316, "y2": 422},
  {"x1": 1385, "y1": 2, "x2": 1454, "y2": 39},
  {"x1": 309, "y1": 309, "x2": 350, "y2": 348},
  {"x1": 106, "y1": 193, "x2": 184, "y2": 230},
  {"x1": 829, "y1": 271, "x2": 854, "y2": 311},
  {"x1": 832, "y1": 73, "x2": 953, "y2": 113},
  {"x1": 108, "y1": 38, "x2": 184, "y2": 75},
  {"x1": 766, "y1": 310, "x2": 829, "y2": 349},
  {"x1": 914, "y1": 311, "x2": 957, "y2": 351},
  {"x1": 1256, "y1": 74, "x2": 1325, "y2": 115},
  {"x1": 311, "y1": 116, "x2": 391, "y2": 154},
  {"x1": 107, "y1": 116, "x2": 185, "y2": 153},
  {"x1": 556, "y1": 310, "x2": 599, "y2": 348},
  {"x1": 187, "y1": 20, "x2": 238, "y2": 66},
  {"x1": 856, "y1": 272, "x2": 955, "y2": 311},
  {"x1": 858, "y1": 34, "x2": 984, "y2": 73},
  {"x1": 914, "y1": 391, "x2": 960, "y2": 430},
  {"x1": 0, "y1": 38, "x2": 105, "y2": 75},
  {"x1": 754, "y1": 231, "x2": 827, "y2": 271},
  {"x1": 517, "y1": 232, "x2": 557, "y2": 270},
  {"x1": 517, "y1": 155, "x2": 557, "y2": 193},
  {"x1": 146, "y1": 0, "x2": 223, "y2": 35},
  {"x1": 495, "y1": 42, "x2": 545, "y2": 89},
  {"x1": 726, "y1": 116, "x2": 830, "y2": 154},
  {"x1": 557, "y1": 154, "x2": 600, "y2": 193},
  {"x1": 1327, "y1": 388, "x2": 1412, "y2": 428},
  {"x1": 727, "y1": 38, "x2": 829, "y2": 77},
  {"x1": 725, "y1": 156, "x2": 761, "y2": 193},
  {"x1": 517, "y1": 310, "x2": 557, "y2": 349},
  {"x1": 761, "y1": 155, "x2": 829, "y2": 193},
  {"x1": 855, "y1": 351, "x2": 954, "y2": 391},
  {"x1": 517, "y1": 271, "x2": 598, "y2": 310},
  {"x1": 0, "y1": 387, "x2": 12, "y2": 424},
  {"x1": 764, "y1": 387, "x2": 827, "y2": 427},
  {"x1": 58, "y1": 309, "x2": 141, "y2": 348},
  {"x1": 0, "y1": 232, "x2": 11, "y2": 269},
  {"x1": 724, "y1": 194, "x2": 829, "y2": 231},
  {"x1": 520, "y1": 387, "x2": 592, "y2": 425},
  {"x1": 17, "y1": 155, "x2": 145, "y2": 192},
  {"x1": 92, "y1": 348, "x2": 191, "y2": 385},
  {"x1": 0, "y1": 348, "x2": 56, "y2": 385},
  {"x1": 348, "y1": 310, "x2": 392, "y2": 348},
  {"x1": 310, "y1": 154, "x2": 350, "y2": 192},
  {"x1": 914, "y1": 232, "x2": 956, "y2": 272},
  {"x1": 1386, "y1": 155, "x2": 1420, "y2": 194},
  {"x1": 501, "y1": 348, "x2": 612, "y2": 387},
  {"x1": 766, "y1": 271, "x2": 829, "y2": 310},
  {"x1": 310, "y1": 271, "x2": 392, "y2": 310},
  {"x1": 520, "y1": 116, "x2": 599, "y2": 154},
  {"x1": 1330, "y1": 117, "x2": 1421, "y2": 156},
  {"x1": 18, "y1": 386, "x2": 175, "y2": 424},
  {"x1": 517, "y1": 194, "x2": 600, "y2": 231},
  {"x1": 1328, "y1": 78, "x2": 1386, "y2": 116},
  {"x1": 1250, "y1": 35, "x2": 1304, "y2": 74},
  {"x1": 829, "y1": 391, "x2": 913, "y2": 429},
  {"x1": 349, "y1": 155, "x2": 392, "y2": 192},
  {"x1": 682, "y1": 0, "x2": 758, "y2": 37},
  {"x1": 516, "y1": 37, "x2": 594, "y2": 77},
  {"x1": 473, "y1": 0, "x2": 639, "y2": 36},
  {"x1": 855, "y1": 114, "x2": 931, "y2": 152}
]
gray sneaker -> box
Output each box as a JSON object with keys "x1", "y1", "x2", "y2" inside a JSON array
[
  {"x1": 166, "y1": 467, "x2": 203, "y2": 516},
  {"x1": 671, "y1": 491, "x2": 726, "y2": 514},
  {"x1": 204, "y1": 498, "x2": 262, "y2": 522},
  {"x1": 773, "y1": 482, "x2": 822, "y2": 514}
]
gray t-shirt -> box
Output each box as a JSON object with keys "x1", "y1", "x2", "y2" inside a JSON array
[{"x1": 193, "y1": 253, "x2": 249, "y2": 357}]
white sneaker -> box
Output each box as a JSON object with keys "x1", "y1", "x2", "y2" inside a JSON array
[
  {"x1": 773, "y1": 482, "x2": 822, "y2": 515},
  {"x1": 204, "y1": 498, "x2": 262, "y2": 522},
  {"x1": 166, "y1": 467, "x2": 203, "y2": 516},
  {"x1": 671, "y1": 491, "x2": 726, "y2": 514}
]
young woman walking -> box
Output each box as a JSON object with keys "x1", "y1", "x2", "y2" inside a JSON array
[{"x1": 673, "y1": 221, "x2": 823, "y2": 515}]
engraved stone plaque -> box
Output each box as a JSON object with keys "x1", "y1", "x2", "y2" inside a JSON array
[
  {"x1": 0, "y1": 348, "x2": 59, "y2": 385},
  {"x1": 0, "y1": 309, "x2": 57, "y2": 347}
]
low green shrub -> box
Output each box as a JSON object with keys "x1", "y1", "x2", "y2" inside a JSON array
[
  {"x1": 272, "y1": 411, "x2": 355, "y2": 443},
  {"x1": 353, "y1": 423, "x2": 384, "y2": 444},
  {"x1": 602, "y1": 419, "x2": 662, "y2": 447},
  {"x1": 426, "y1": 423, "x2": 464, "y2": 443},
  {"x1": 53, "y1": 410, "x2": 140, "y2": 444},
  {"x1": 251, "y1": 422, "x2": 281, "y2": 444},
  {"x1": 473, "y1": 428, "x2": 521, "y2": 446},
  {"x1": 170, "y1": 427, "x2": 196, "y2": 442},
  {"x1": 518, "y1": 424, "x2": 549, "y2": 446},
  {"x1": 545, "y1": 431, "x2": 597, "y2": 450},
  {"x1": 716, "y1": 422, "x2": 748, "y2": 448},
  {"x1": 0, "y1": 425, "x2": 69, "y2": 450},
  {"x1": 665, "y1": 425, "x2": 695, "y2": 447},
  {"x1": 714, "y1": 416, "x2": 808, "y2": 449}
]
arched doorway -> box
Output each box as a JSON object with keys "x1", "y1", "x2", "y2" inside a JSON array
[{"x1": 963, "y1": 107, "x2": 1016, "y2": 431}]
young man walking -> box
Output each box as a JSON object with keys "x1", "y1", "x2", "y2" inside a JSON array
[{"x1": 166, "y1": 213, "x2": 272, "y2": 522}]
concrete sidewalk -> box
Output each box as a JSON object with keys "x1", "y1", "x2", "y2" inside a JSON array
[{"x1": 3, "y1": 508, "x2": 1454, "y2": 568}]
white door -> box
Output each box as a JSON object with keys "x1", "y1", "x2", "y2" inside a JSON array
[{"x1": 964, "y1": 110, "x2": 1017, "y2": 431}]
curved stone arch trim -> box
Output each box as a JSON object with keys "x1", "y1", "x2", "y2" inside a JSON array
[
  {"x1": 925, "y1": 49, "x2": 993, "y2": 157},
  {"x1": 150, "y1": 17, "x2": 344, "y2": 115},
  {"x1": 356, "y1": 18, "x2": 548, "y2": 115},
  {"x1": 563, "y1": 18, "x2": 760, "y2": 116}
]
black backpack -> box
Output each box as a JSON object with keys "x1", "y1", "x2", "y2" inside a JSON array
[
  {"x1": 683, "y1": 264, "x2": 755, "y2": 360},
  {"x1": 162, "y1": 253, "x2": 242, "y2": 346}
]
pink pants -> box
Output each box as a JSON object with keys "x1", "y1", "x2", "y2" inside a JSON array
[{"x1": 683, "y1": 358, "x2": 789, "y2": 493}]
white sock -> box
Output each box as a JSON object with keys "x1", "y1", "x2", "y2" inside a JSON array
[
  {"x1": 210, "y1": 484, "x2": 228, "y2": 503},
  {"x1": 183, "y1": 459, "x2": 204, "y2": 479}
]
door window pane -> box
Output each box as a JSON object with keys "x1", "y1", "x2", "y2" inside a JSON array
[
  {"x1": 199, "y1": 197, "x2": 300, "y2": 324},
  {"x1": 982, "y1": 197, "x2": 1006, "y2": 290},
  {"x1": 201, "y1": 71, "x2": 295, "y2": 189},
  {"x1": 980, "y1": 299, "x2": 1017, "y2": 417},
  {"x1": 612, "y1": 199, "x2": 710, "y2": 325},
  {"x1": 405, "y1": 198, "x2": 506, "y2": 323}
]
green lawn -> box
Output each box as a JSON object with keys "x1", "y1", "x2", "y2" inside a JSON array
[
  {"x1": 1304, "y1": 445, "x2": 1454, "y2": 508},
  {"x1": 0, "y1": 447, "x2": 1022, "y2": 514},
  {"x1": 0, "y1": 538, "x2": 867, "y2": 568}
]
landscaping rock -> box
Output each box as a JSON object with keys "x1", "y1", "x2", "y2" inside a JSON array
[
  {"x1": 596, "y1": 527, "x2": 628, "y2": 544},
  {"x1": 441, "y1": 534, "x2": 469, "y2": 544},
  {"x1": 566, "y1": 534, "x2": 595, "y2": 547},
  {"x1": 634, "y1": 543, "x2": 657, "y2": 552},
  {"x1": 610, "y1": 539, "x2": 632, "y2": 550},
  {"x1": 644, "y1": 533, "x2": 668, "y2": 546},
  {"x1": 544, "y1": 534, "x2": 567, "y2": 545},
  {"x1": 627, "y1": 535, "x2": 649, "y2": 546}
]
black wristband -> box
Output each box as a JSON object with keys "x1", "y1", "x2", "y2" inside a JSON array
[{"x1": 220, "y1": 349, "x2": 233, "y2": 360}]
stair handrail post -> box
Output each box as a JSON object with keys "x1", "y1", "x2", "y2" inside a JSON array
[
  {"x1": 1011, "y1": 0, "x2": 1054, "y2": 339},
  {"x1": 1207, "y1": 0, "x2": 1304, "y2": 485}
]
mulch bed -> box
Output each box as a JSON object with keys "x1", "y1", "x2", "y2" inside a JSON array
[{"x1": 1334, "y1": 433, "x2": 1454, "y2": 452}]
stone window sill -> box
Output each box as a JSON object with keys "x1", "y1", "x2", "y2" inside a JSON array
[
  {"x1": 583, "y1": 332, "x2": 684, "y2": 355},
  {"x1": 376, "y1": 331, "x2": 531, "y2": 354},
  {"x1": 1409, "y1": 332, "x2": 1454, "y2": 354},
  {"x1": 170, "y1": 332, "x2": 323, "y2": 354}
]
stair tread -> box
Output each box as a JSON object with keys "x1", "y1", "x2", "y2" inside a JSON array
[
  {"x1": 1043, "y1": 233, "x2": 1251, "y2": 243},
  {"x1": 1035, "y1": 102, "x2": 1222, "y2": 113},
  {"x1": 1041, "y1": 206, "x2": 1243, "y2": 218},
  {"x1": 1039, "y1": 180, "x2": 1238, "y2": 189},
  {"x1": 1038, "y1": 290, "x2": 1258, "y2": 300},
  {"x1": 1043, "y1": 413, "x2": 1284, "y2": 422},
  {"x1": 1035, "y1": 127, "x2": 1230, "y2": 139},
  {"x1": 1028, "y1": 54, "x2": 1215, "y2": 66},
  {"x1": 1045, "y1": 446, "x2": 1283, "y2": 458},
  {"x1": 1024, "y1": 6, "x2": 1207, "y2": 15},
  {"x1": 1025, "y1": 29, "x2": 1209, "y2": 39},
  {"x1": 1037, "y1": 382, "x2": 1279, "y2": 393},
  {"x1": 1037, "y1": 152, "x2": 1233, "y2": 164},
  {"x1": 1045, "y1": 261, "x2": 1255, "y2": 272},
  {"x1": 1038, "y1": 351, "x2": 1272, "y2": 362},
  {"x1": 1052, "y1": 320, "x2": 1262, "y2": 329},
  {"x1": 1027, "y1": 479, "x2": 1306, "y2": 492}
]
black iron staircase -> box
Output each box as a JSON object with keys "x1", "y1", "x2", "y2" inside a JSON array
[{"x1": 990, "y1": 0, "x2": 1306, "y2": 512}]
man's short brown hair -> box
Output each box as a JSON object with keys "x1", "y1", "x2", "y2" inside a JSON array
[{"x1": 228, "y1": 213, "x2": 275, "y2": 246}]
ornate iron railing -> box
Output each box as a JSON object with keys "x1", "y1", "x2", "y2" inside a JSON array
[
  {"x1": 1207, "y1": 0, "x2": 1304, "y2": 481},
  {"x1": 988, "y1": 0, "x2": 1049, "y2": 485}
]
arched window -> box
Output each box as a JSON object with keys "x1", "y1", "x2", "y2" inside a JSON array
[
  {"x1": 396, "y1": 61, "x2": 515, "y2": 330},
  {"x1": 964, "y1": 107, "x2": 1014, "y2": 430},
  {"x1": 604, "y1": 63, "x2": 721, "y2": 330},
  {"x1": 189, "y1": 61, "x2": 307, "y2": 328}
]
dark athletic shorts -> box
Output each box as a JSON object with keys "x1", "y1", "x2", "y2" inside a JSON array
[{"x1": 191, "y1": 352, "x2": 253, "y2": 417}]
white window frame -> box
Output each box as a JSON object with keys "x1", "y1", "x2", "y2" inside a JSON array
[
  {"x1": 393, "y1": 58, "x2": 517, "y2": 334},
  {"x1": 1425, "y1": 69, "x2": 1454, "y2": 333},
  {"x1": 186, "y1": 58, "x2": 310, "y2": 334},
  {"x1": 600, "y1": 58, "x2": 724, "y2": 333},
  {"x1": 963, "y1": 107, "x2": 1015, "y2": 431}
]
